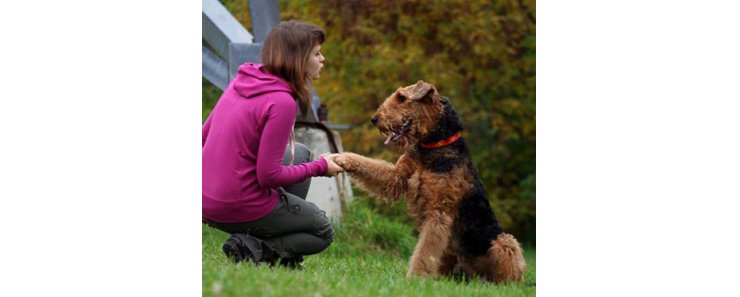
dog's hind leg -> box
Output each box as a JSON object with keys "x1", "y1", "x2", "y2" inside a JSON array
[
  {"x1": 406, "y1": 214, "x2": 453, "y2": 279},
  {"x1": 488, "y1": 233, "x2": 526, "y2": 283},
  {"x1": 438, "y1": 252, "x2": 458, "y2": 277}
]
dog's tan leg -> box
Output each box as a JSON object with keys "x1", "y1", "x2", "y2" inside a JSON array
[
  {"x1": 406, "y1": 214, "x2": 453, "y2": 279},
  {"x1": 335, "y1": 152, "x2": 414, "y2": 202}
]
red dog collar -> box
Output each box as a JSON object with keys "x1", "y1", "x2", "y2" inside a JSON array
[{"x1": 420, "y1": 132, "x2": 461, "y2": 149}]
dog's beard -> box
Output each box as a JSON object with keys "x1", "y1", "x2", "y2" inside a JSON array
[{"x1": 389, "y1": 137, "x2": 410, "y2": 151}]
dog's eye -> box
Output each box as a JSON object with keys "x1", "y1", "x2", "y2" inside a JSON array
[{"x1": 397, "y1": 94, "x2": 406, "y2": 103}]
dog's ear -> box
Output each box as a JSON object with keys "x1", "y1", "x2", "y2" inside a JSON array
[{"x1": 410, "y1": 81, "x2": 437, "y2": 104}]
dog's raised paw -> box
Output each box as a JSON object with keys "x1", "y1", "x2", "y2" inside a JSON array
[{"x1": 333, "y1": 154, "x2": 352, "y2": 171}]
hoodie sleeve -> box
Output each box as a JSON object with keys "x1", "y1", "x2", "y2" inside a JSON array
[{"x1": 255, "y1": 94, "x2": 328, "y2": 188}]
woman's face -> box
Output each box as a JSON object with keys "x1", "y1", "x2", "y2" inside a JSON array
[{"x1": 306, "y1": 44, "x2": 324, "y2": 80}]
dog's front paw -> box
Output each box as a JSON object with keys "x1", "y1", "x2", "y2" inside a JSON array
[{"x1": 334, "y1": 153, "x2": 355, "y2": 172}]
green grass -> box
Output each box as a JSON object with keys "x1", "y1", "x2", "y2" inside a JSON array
[{"x1": 203, "y1": 198, "x2": 536, "y2": 296}]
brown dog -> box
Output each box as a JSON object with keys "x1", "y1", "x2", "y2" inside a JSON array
[{"x1": 335, "y1": 81, "x2": 526, "y2": 283}]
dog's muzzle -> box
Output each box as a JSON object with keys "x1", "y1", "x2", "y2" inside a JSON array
[{"x1": 383, "y1": 119, "x2": 412, "y2": 145}]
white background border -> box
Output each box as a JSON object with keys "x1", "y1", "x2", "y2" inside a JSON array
[{"x1": 2, "y1": 1, "x2": 739, "y2": 296}]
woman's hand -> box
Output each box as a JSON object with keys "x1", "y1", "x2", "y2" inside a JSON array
[{"x1": 320, "y1": 153, "x2": 345, "y2": 177}]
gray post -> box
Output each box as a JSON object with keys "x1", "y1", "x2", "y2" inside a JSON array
[
  {"x1": 202, "y1": 0, "x2": 253, "y2": 58},
  {"x1": 228, "y1": 43, "x2": 264, "y2": 80},
  {"x1": 248, "y1": 0, "x2": 281, "y2": 43},
  {"x1": 202, "y1": 46, "x2": 229, "y2": 90}
]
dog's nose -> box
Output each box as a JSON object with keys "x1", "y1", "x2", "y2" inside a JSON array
[{"x1": 371, "y1": 115, "x2": 378, "y2": 126}]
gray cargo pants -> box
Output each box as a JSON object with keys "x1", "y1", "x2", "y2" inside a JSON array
[{"x1": 206, "y1": 143, "x2": 334, "y2": 260}]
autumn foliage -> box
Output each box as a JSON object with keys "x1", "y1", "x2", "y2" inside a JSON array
[{"x1": 208, "y1": 0, "x2": 536, "y2": 243}]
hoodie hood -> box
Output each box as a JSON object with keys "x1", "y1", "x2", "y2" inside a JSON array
[{"x1": 232, "y1": 63, "x2": 293, "y2": 99}]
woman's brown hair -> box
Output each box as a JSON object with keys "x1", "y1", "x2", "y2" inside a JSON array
[{"x1": 262, "y1": 20, "x2": 326, "y2": 115}]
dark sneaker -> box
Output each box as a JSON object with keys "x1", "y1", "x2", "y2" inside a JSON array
[
  {"x1": 278, "y1": 256, "x2": 304, "y2": 270},
  {"x1": 222, "y1": 234, "x2": 251, "y2": 263},
  {"x1": 222, "y1": 233, "x2": 281, "y2": 267}
]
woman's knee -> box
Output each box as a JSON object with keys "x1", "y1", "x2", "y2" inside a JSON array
[
  {"x1": 313, "y1": 212, "x2": 335, "y2": 243},
  {"x1": 283, "y1": 142, "x2": 312, "y2": 165}
]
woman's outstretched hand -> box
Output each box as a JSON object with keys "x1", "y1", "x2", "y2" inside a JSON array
[{"x1": 321, "y1": 153, "x2": 345, "y2": 177}]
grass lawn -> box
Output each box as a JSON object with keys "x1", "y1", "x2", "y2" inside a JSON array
[{"x1": 202, "y1": 198, "x2": 536, "y2": 297}]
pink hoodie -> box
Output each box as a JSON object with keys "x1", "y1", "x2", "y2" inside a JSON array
[{"x1": 202, "y1": 63, "x2": 328, "y2": 223}]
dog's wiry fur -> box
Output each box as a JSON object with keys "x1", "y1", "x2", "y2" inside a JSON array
[{"x1": 335, "y1": 81, "x2": 526, "y2": 283}]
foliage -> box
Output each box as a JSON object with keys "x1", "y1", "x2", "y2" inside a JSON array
[
  {"x1": 202, "y1": 197, "x2": 537, "y2": 296},
  {"x1": 330, "y1": 197, "x2": 418, "y2": 259},
  {"x1": 203, "y1": 77, "x2": 221, "y2": 122},
  {"x1": 204, "y1": 0, "x2": 536, "y2": 243}
]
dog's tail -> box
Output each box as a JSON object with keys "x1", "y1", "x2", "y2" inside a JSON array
[{"x1": 488, "y1": 233, "x2": 526, "y2": 283}]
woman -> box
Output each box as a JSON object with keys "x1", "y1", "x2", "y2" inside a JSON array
[{"x1": 202, "y1": 20, "x2": 342, "y2": 268}]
